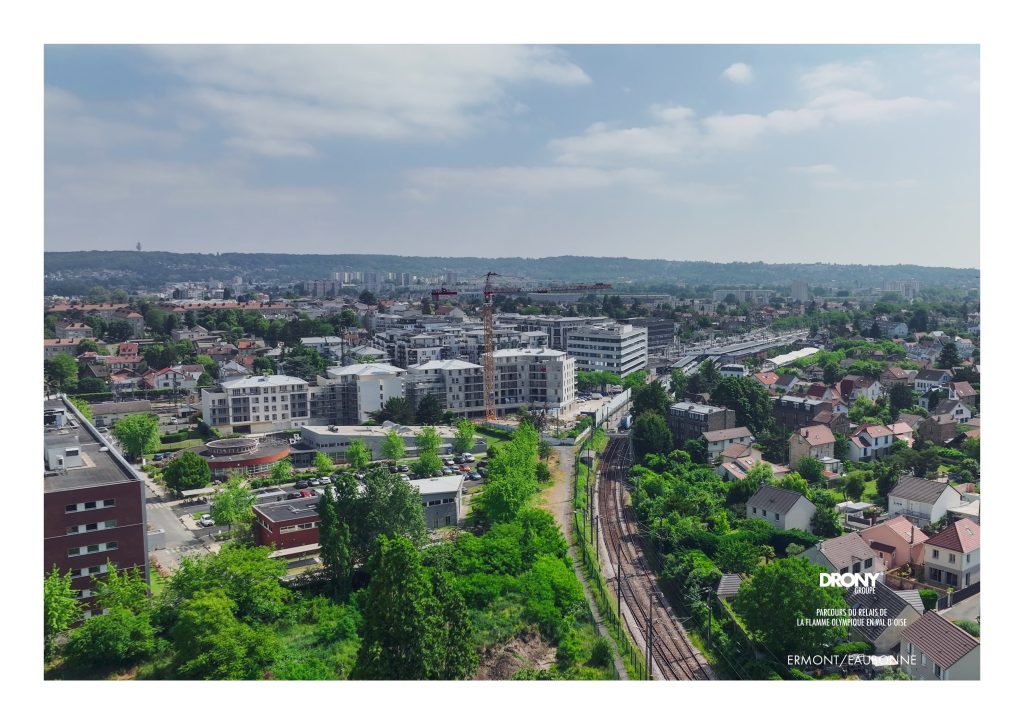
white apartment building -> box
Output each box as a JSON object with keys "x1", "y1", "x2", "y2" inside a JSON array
[
  {"x1": 201, "y1": 375, "x2": 312, "y2": 434},
  {"x1": 566, "y1": 324, "x2": 648, "y2": 377},
  {"x1": 315, "y1": 363, "x2": 407, "y2": 425},
  {"x1": 493, "y1": 348, "x2": 577, "y2": 414},
  {"x1": 406, "y1": 359, "x2": 485, "y2": 415}
]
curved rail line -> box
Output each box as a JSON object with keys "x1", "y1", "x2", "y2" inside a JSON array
[{"x1": 598, "y1": 436, "x2": 715, "y2": 681}]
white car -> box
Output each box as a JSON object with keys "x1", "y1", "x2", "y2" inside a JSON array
[{"x1": 198, "y1": 514, "x2": 214, "y2": 528}]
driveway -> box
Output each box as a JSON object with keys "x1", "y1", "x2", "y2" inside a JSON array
[{"x1": 138, "y1": 467, "x2": 219, "y2": 572}]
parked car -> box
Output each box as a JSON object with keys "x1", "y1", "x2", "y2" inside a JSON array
[
  {"x1": 199, "y1": 514, "x2": 214, "y2": 527},
  {"x1": 459, "y1": 465, "x2": 471, "y2": 472},
  {"x1": 399, "y1": 474, "x2": 411, "y2": 482},
  {"x1": 388, "y1": 465, "x2": 399, "y2": 474},
  {"x1": 476, "y1": 460, "x2": 488, "y2": 469},
  {"x1": 287, "y1": 492, "x2": 302, "y2": 499},
  {"x1": 294, "y1": 481, "x2": 309, "y2": 489},
  {"x1": 469, "y1": 472, "x2": 482, "y2": 481},
  {"x1": 300, "y1": 489, "x2": 315, "y2": 498},
  {"x1": 397, "y1": 465, "x2": 409, "y2": 473}
]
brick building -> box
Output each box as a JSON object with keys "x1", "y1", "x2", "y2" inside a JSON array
[
  {"x1": 667, "y1": 402, "x2": 736, "y2": 446},
  {"x1": 253, "y1": 497, "x2": 321, "y2": 550},
  {"x1": 44, "y1": 397, "x2": 149, "y2": 615}
]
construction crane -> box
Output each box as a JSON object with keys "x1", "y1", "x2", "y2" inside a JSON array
[{"x1": 430, "y1": 276, "x2": 611, "y2": 421}]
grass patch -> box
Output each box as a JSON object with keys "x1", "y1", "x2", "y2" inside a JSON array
[{"x1": 157, "y1": 439, "x2": 204, "y2": 452}]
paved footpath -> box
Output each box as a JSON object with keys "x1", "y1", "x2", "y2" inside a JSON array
[{"x1": 542, "y1": 445, "x2": 628, "y2": 680}]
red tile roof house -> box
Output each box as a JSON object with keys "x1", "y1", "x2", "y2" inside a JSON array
[
  {"x1": 702, "y1": 426, "x2": 755, "y2": 462},
  {"x1": 898, "y1": 611, "x2": 979, "y2": 680},
  {"x1": 858, "y1": 516, "x2": 929, "y2": 570},
  {"x1": 847, "y1": 423, "x2": 897, "y2": 462},
  {"x1": 946, "y1": 380, "x2": 977, "y2": 407},
  {"x1": 752, "y1": 371, "x2": 778, "y2": 390},
  {"x1": 922, "y1": 519, "x2": 980, "y2": 591},
  {"x1": 788, "y1": 424, "x2": 836, "y2": 469}
]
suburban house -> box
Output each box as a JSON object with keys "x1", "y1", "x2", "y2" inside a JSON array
[
  {"x1": 857, "y1": 516, "x2": 929, "y2": 570},
  {"x1": 890, "y1": 420, "x2": 915, "y2": 447},
  {"x1": 914, "y1": 368, "x2": 953, "y2": 395},
  {"x1": 946, "y1": 380, "x2": 977, "y2": 407},
  {"x1": 773, "y1": 373, "x2": 800, "y2": 394},
  {"x1": 922, "y1": 519, "x2": 980, "y2": 590},
  {"x1": 55, "y1": 320, "x2": 94, "y2": 340},
  {"x1": 44, "y1": 338, "x2": 90, "y2": 359},
  {"x1": 800, "y1": 532, "x2": 886, "y2": 575},
  {"x1": 773, "y1": 395, "x2": 833, "y2": 431},
  {"x1": 899, "y1": 611, "x2": 980, "y2": 680},
  {"x1": 847, "y1": 423, "x2": 897, "y2": 462},
  {"x1": 788, "y1": 425, "x2": 836, "y2": 469},
  {"x1": 718, "y1": 445, "x2": 789, "y2": 482},
  {"x1": 839, "y1": 374, "x2": 883, "y2": 403},
  {"x1": 880, "y1": 366, "x2": 916, "y2": 390},
  {"x1": 253, "y1": 498, "x2": 321, "y2": 551},
  {"x1": 932, "y1": 392, "x2": 973, "y2": 424},
  {"x1": 752, "y1": 371, "x2": 778, "y2": 390},
  {"x1": 846, "y1": 582, "x2": 924, "y2": 654},
  {"x1": 702, "y1": 426, "x2": 755, "y2": 462},
  {"x1": 887, "y1": 475, "x2": 963, "y2": 526},
  {"x1": 745, "y1": 485, "x2": 816, "y2": 532},
  {"x1": 918, "y1": 414, "x2": 958, "y2": 445},
  {"x1": 948, "y1": 487, "x2": 981, "y2": 525}
]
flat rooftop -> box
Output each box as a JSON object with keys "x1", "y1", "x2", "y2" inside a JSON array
[
  {"x1": 412, "y1": 474, "x2": 464, "y2": 496},
  {"x1": 43, "y1": 399, "x2": 141, "y2": 493},
  {"x1": 254, "y1": 498, "x2": 322, "y2": 523}
]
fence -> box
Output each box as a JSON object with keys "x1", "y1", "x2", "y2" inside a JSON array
[
  {"x1": 943, "y1": 581, "x2": 980, "y2": 609},
  {"x1": 574, "y1": 512, "x2": 648, "y2": 681}
]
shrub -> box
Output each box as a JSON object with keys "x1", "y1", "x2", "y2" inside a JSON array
[
  {"x1": 954, "y1": 619, "x2": 980, "y2": 638},
  {"x1": 833, "y1": 641, "x2": 872, "y2": 656},
  {"x1": 919, "y1": 589, "x2": 939, "y2": 611},
  {"x1": 589, "y1": 637, "x2": 613, "y2": 669}
]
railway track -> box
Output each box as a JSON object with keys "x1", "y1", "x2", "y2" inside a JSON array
[{"x1": 598, "y1": 436, "x2": 715, "y2": 681}]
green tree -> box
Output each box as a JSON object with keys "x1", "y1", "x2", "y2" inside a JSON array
[
  {"x1": 622, "y1": 370, "x2": 647, "y2": 390},
  {"x1": 710, "y1": 376, "x2": 774, "y2": 437},
  {"x1": 170, "y1": 590, "x2": 278, "y2": 680},
  {"x1": 888, "y1": 383, "x2": 915, "y2": 417},
  {"x1": 412, "y1": 448, "x2": 443, "y2": 479},
  {"x1": 77, "y1": 338, "x2": 100, "y2": 354},
  {"x1": 374, "y1": 396, "x2": 415, "y2": 425},
  {"x1": 161, "y1": 546, "x2": 289, "y2": 625},
  {"x1": 270, "y1": 459, "x2": 293, "y2": 486},
  {"x1": 112, "y1": 413, "x2": 160, "y2": 461},
  {"x1": 844, "y1": 472, "x2": 866, "y2": 501},
  {"x1": 693, "y1": 359, "x2": 721, "y2": 394},
  {"x1": 45, "y1": 353, "x2": 79, "y2": 391},
  {"x1": 937, "y1": 342, "x2": 961, "y2": 369},
  {"x1": 210, "y1": 475, "x2": 256, "y2": 535},
  {"x1": 822, "y1": 359, "x2": 842, "y2": 385},
  {"x1": 415, "y1": 426, "x2": 442, "y2": 456},
  {"x1": 353, "y1": 535, "x2": 439, "y2": 679},
  {"x1": 796, "y1": 456, "x2": 826, "y2": 486},
  {"x1": 632, "y1": 381, "x2": 672, "y2": 418},
  {"x1": 416, "y1": 394, "x2": 444, "y2": 425},
  {"x1": 453, "y1": 418, "x2": 476, "y2": 455},
  {"x1": 314, "y1": 451, "x2": 335, "y2": 476},
  {"x1": 715, "y1": 538, "x2": 761, "y2": 574},
  {"x1": 44, "y1": 566, "x2": 80, "y2": 657},
  {"x1": 345, "y1": 440, "x2": 371, "y2": 469},
  {"x1": 163, "y1": 451, "x2": 212, "y2": 494},
  {"x1": 381, "y1": 430, "x2": 406, "y2": 461},
  {"x1": 727, "y1": 461, "x2": 776, "y2": 504},
  {"x1": 318, "y1": 482, "x2": 353, "y2": 601},
  {"x1": 94, "y1": 561, "x2": 150, "y2": 613},
  {"x1": 351, "y1": 468, "x2": 428, "y2": 558},
  {"x1": 252, "y1": 356, "x2": 276, "y2": 375},
  {"x1": 734, "y1": 557, "x2": 848, "y2": 657},
  {"x1": 630, "y1": 411, "x2": 673, "y2": 459},
  {"x1": 778, "y1": 471, "x2": 810, "y2": 497},
  {"x1": 68, "y1": 396, "x2": 93, "y2": 423},
  {"x1": 473, "y1": 424, "x2": 541, "y2": 525},
  {"x1": 63, "y1": 606, "x2": 156, "y2": 670}
]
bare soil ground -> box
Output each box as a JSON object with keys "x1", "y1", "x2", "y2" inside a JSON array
[{"x1": 474, "y1": 630, "x2": 558, "y2": 680}]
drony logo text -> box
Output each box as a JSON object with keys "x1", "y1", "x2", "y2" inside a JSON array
[{"x1": 819, "y1": 572, "x2": 883, "y2": 588}]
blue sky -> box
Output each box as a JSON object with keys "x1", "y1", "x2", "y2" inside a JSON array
[{"x1": 44, "y1": 45, "x2": 979, "y2": 267}]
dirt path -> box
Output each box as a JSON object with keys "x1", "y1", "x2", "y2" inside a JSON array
[{"x1": 542, "y1": 446, "x2": 628, "y2": 680}]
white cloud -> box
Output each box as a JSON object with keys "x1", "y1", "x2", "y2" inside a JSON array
[
  {"x1": 789, "y1": 164, "x2": 838, "y2": 175},
  {"x1": 722, "y1": 63, "x2": 754, "y2": 85},
  {"x1": 405, "y1": 164, "x2": 734, "y2": 204},
  {"x1": 550, "y1": 61, "x2": 950, "y2": 167},
  {"x1": 146, "y1": 45, "x2": 591, "y2": 155},
  {"x1": 799, "y1": 60, "x2": 881, "y2": 93}
]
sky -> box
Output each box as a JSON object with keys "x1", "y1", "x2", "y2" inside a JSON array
[{"x1": 44, "y1": 45, "x2": 979, "y2": 267}]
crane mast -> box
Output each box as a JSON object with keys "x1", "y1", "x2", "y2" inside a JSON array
[{"x1": 482, "y1": 271, "x2": 499, "y2": 420}]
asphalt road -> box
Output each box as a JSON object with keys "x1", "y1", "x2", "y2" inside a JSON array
[{"x1": 139, "y1": 468, "x2": 223, "y2": 571}]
